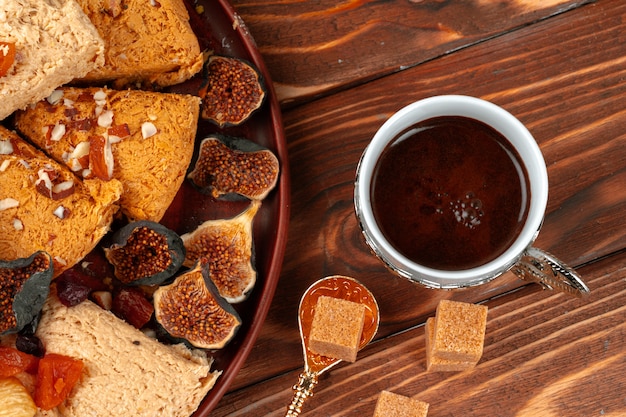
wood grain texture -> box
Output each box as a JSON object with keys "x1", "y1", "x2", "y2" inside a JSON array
[
  {"x1": 224, "y1": 0, "x2": 626, "y2": 395},
  {"x1": 212, "y1": 250, "x2": 626, "y2": 416},
  {"x1": 230, "y1": 0, "x2": 593, "y2": 105}
]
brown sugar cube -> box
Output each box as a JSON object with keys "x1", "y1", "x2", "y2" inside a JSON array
[
  {"x1": 425, "y1": 318, "x2": 476, "y2": 372},
  {"x1": 308, "y1": 295, "x2": 366, "y2": 363},
  {"x1": 373, "y1": 390, "x2": 429, "y2": 417},
  {"x1": 432, "y1": 300, "x2": 488, "y2": 363}
]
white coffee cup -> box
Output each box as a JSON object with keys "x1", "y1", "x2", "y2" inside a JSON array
[{"x1": 354, "y1": 95, "x2": 589, "y2": 296}]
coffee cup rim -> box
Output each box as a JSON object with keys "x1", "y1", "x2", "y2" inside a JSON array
[{"x1": 354, "y1": 95, "x2": 548, "y2": 288}]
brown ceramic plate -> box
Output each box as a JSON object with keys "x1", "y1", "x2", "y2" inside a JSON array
[{"x1": 164, "y1": 0, "x2": 290, "y2": 414}]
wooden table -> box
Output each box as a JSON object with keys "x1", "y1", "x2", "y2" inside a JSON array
[{"x1": 212, "y1": 0, "x2": 626, "y2": 415}]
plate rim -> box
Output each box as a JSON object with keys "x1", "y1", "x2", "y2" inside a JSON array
[{"x1": 192, "y1": 0, "x2": 291, "y2": 415}]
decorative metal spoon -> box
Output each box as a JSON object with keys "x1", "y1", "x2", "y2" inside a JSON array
[{"x1": 285, "y1": 275, "x2": 380, "y2": 416}]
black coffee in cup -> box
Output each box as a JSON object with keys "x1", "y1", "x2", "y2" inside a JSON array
[{"x1": 370, "y1": 116, "x2": 530, "y2": 270}]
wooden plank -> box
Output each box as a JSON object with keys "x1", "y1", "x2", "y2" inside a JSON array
[
  {"x1": 230, "y1": 0, "x2": 592, "y2": 105},
  {"x1": 212, "y1": 249, "x2": 626, "y2": 416},
  {"x1": 225, "y1": 0, "x2": 626, "y2": 393}
]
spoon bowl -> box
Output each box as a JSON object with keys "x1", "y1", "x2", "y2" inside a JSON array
[{"x1": 286, "y1": 276, "x2": 379, "y2": 416}]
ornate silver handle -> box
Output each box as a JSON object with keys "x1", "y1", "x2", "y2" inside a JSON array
[
  {"x1": 285, "y1": 370, "x2": 319, "y2": 416},
  {"x1": 512, "y1": 247, "x2": 590, "y2": 297}
]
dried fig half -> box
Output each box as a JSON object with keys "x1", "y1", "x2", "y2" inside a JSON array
[
  {"x1": 199, "y1": 55, "x2": 266, "y2": 127},
  {"x1": 153, "y1": 260, "x2": 241, "y2": 349},
  {"x1": 104, "y1": 221, "x2": 185, "y2": 286},
  {"x1": 187, "y1": 134, "x2": 279, "y2": 200},
  {"x1": 181, "y1": 200, "x2": 260, "y2": 303},
  {"x1": 0, "y1": 251, "x2": 53, "y2": 335}
]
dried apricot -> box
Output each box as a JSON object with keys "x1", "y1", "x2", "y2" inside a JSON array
[
  {"x1": 0, "y1": 42, "x2": 15, "y2": 77},
  {"x1": 0, "y1": 346, "x2": 39, "y2": 377},
  {"x1": 34, "y1": 353, "x2": 84, "y2": 410}
]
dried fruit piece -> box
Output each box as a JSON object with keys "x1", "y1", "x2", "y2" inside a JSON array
[
  {"x1": 108, "y1": 123, "x2": 130, "y2": 139},
  {"x1": 55, "y1": 267, "x2": 108, "y2": 307},
  {"x1": 188, "y1": 135, "x2": 280, "y2": 200},
  {"x1": 15, "y1": 334, "x2": 45, "y2": 359},
  {"x1": 0, "y1": 42, "x2": 16, "y2": 77},
  {"x1": 199, "y1": 55, "x2": 266, "y2": 127},
  {"x1": 111, "y1": 287, "x2": 154, "y2": 329},
  {"x1": 104, "y1": 221, "x2": 185, "y2": 286},
  {"x1": 0, "y1": 252, "x2": 53, "y2": 335},
  {"x1": 0, "y1": 377, "x2": 37, "y2": 417},
  {"x1": 34, "y1": 353, "x2": 84, "y2": 410},
  {"x1": 0, "y1": 347, "x2": 39, "y2": 377},
  {"x1": 88, "y1": 134, "x2": 114, "y2": 180},
  {"x1": 60, "y1": 266, "x2": 109, "y2": 289},
  {"x1": 153, "y1": 260, "x2": 241, "y2": 349},
  {"x1": 181, "y1": 200, "x2": 260, "y2": 303},
  {"x1": 56, "y1": 276, "x2": 91, "y2": 307}
]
